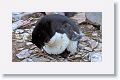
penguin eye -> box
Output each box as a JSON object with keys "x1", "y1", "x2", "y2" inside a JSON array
[{"x1": 63, "y1": 23, "x2": 70, "y2": 28}]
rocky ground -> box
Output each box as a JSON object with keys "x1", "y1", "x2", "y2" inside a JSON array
[{"x1": 12, "y1": 12, "x2": 102, "y2": 62}]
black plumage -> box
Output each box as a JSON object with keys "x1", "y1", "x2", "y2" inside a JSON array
[{"x1": 32, "y1": 14, "x2": 82, "y2": 56}]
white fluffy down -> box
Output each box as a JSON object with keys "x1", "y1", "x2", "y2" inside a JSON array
[
  {"x1": 43, "y1": 32, "x2": 70, "y2": 54},
  {"x1": 67, "y1": 40, "x2": 78, "y2": 54}
]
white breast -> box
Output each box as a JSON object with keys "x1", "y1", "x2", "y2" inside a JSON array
[
  {"x1": 67, "y1": 40, "x2": 78, "y2": 54},
  {"x1": 43, "y1": 32, "x2": 70, "y2": 54}
]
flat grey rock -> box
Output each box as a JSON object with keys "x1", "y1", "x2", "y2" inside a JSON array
[
  {"x1": 16, "y1": 49, "x2": 32, "y2": 59},
  {"x1": 89, "y1": 52, "x2": 102, "y2": 62},
  {"x1": 86, "y1": 12, "x2": 102, "y2": 25},
  {"x1": 71, "y1": 12, "x2": 86, "y2": 24}
]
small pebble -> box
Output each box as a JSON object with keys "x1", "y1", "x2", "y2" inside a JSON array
[
  {"x1": 84, "y1": 47, "x2": 92, "y2": 51},
  {"x1": 26, "y1": 42, "x2": 33, "y2": 46},
  {"x1": 75, "y1": 55, "x2": 81, "y2": 58},
  {"x1": 15, "y1": 29, "x2": 24, "y2": 34},
  {"x1": 17, "y1": 48, "x2": 24, "y2": 51},
  {"x1": 22, "y1": 58, "x2": 33, "y2": 62}
]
